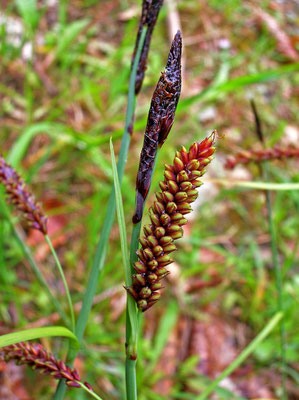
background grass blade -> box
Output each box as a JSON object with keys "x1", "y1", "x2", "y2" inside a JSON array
[
  {"x1": 16, "y1": 0, "x2": 39, "y2": 35},
  {"x1": 110, "y1": 139, "x2": 138, "y2": 341},
  {"x1": 7, "y1": 123, "x2": 63, "y2": 167},
  {"x1": 178, "y1": 63, "x2": 299, "y2": 111},
  {"x1": 0, "y1": 326, "x2": 79, "y2": 350},
  {"x1": 210, "y1": 179, "x2": 299, "y2": 191},
  {"x1": 197, "y1": 312, "x2": 283, "y2": 400},
  {"x1": 0, "y1": 197, "x2": 70, "y2": 326}
]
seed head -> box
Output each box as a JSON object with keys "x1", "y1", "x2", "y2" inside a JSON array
[
  {"x1": 0, "y1": 156, "x2": 48, "y2": 234},
  {"x1": 127, "y1": 131, "x2": 217, "y2": 311},
  {"x1": 133, "y1": 31, "x2": 182, "y2": 224},
  {"x1": 0, "y1": 342, "x2": 91, "y2": 390},
  {"x1": 225, "y1": 146, "x2": 299, "y2": 170},
  {"x1": 132, "y1": 0, "x2": 164, "y2": 94}
]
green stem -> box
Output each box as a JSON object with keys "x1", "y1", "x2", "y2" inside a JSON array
[
  {"x1": 78, "y1": 382, "x2": 104, "y2": 400},
  {"x1": 125, "y1": 149, "x2": 160, "y2": 398},
  {"x1": 130, "y1": 222, "x2": 142, "y2": 270},
  {"x1": 125, "y1": 222, "x2": 141, "y2": 400},
  {"x1": 52, "y1": 26, "x2": 148, "y2": 400},
  {"x1": 263, "y1": 167, "x2": 287, "y2": 400},
  {"x1": 45, "y1": 235, "x2": 75, "y2": 332},
  {"x1": 197, "y1": 312, "x2": 283, "y2": 400},
  {"x1": 125, "y1": 358, "x2": 138, "y2": 400},
  {"x1": 0, "y1": 198, "x2": 69, "y2": 326}
]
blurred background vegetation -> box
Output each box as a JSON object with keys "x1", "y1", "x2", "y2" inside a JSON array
[{"x1": 0, "y1": 0, "x2": 298, "y2": 399}]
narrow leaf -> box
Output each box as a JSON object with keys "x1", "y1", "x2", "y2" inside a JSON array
[
  {"x1": 0, "y1": 327, "x2": 79, "y2": 350},
  {"x1": 109, "y1": 139, "x2": 138, "y2": 339},
  {"x1": 197, "y1": 312, "x2": 283, "y2": 400},
  {"x1": 56, "y1": 19, "x2": 89, "y2": 57},
  {"x1": 211, "y1": 179, "x2": 299, "y2": 191}
]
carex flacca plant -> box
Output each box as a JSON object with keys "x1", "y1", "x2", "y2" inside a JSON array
[{"x1": 0, "y1": 2, "x2": 217, "y2": 400}]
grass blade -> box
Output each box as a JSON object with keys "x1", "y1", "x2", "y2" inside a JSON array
[
  {"x1": 0, "y1": 197, "x2": 70, "y2": 326},
  {"x1": 178, "y1": 63, "x2": 299, "y2": 111},
  {"x1": 197, "y1": 312, "x2": 283, "y2": 400},
  {"x1": 110, "y1": 139, "x2": 138, "y2": 341},
  {"x1": 16, "y1": 0, "x2": 39, "y2": 34},
  {"x1": 45, "y1": 235, "x2": 75, "y2": 332},
  {"x1": 0, "y1": 326, "x2": 79, "y2": 350},
  {"x1": 210, "y1": 179, "x2": 299, "y2": 191}
]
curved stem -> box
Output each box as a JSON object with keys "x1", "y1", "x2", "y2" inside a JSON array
[
  {"x1": 78, "y1": 382, "x2": 104, "y2": 400},
  {"x1": 197, "y1": 312, "x2": 283, "y2": 400},
  {"x1": 263, "y1": 167, "x2": 287, "y2": 399},
  {"x1": 45, "y1": 235, "x2": 75, "y2": 332},
  {"x1": 125, "y1": 149, "x2": 160, "y2": 398},
  {"x1": 0, "y1": 198, "x2": 69, "y2": 326}
]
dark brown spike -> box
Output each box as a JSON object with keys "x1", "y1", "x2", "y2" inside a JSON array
[
  {"x1": 250, "y1": 99, "x2": 264, "y2": 144},
  {"x1": 133, "y1": 31, "x2": 182, "y2": 224},
  {"x1": 132, "y1": 0, "x2": 164, "y2": 94}
]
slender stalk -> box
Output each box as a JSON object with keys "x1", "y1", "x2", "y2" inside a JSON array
[
  {"x1": 0, "y1": 198, "x2": 69, "y2": 325},
  {"x1": 125, "y1": 357, "x2": 138, "y2": 400},
  {"x1": 78, "y1": 382, "x2": 104, "y2": 400},
  {"x1": 251, "y1": 100, "x2": 287, "y2": 399},
  {"x1": 126, "y1": 223, "x2": 141, "y2": 400},
  {"x1": 263, "y1": 167, "x2": 287, "y2": 400},
  {"x1": 52, "y1": 26, "x2": 148, "y2": 400},
  {"x1": 125, "y1": 222, "x2": 142, "y2": 400},
  {"x1": 197, "y1": 312, "x2": 283, "y2": 400},
  {"x1": 125, "y1": 150, "x2": 160, "y2": 398},
  {"x1": 45, "y1": 235, "x2": 75, "y2": 332}
]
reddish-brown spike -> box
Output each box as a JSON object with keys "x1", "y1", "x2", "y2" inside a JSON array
[
  {"x1": 0, "y1": 342, "x2": 91, "y2": 390},
  {"x1": 225, "y1": 145, "x2": 299, "y2": 170},
  {"x1": 0, "y1": 156, "x2": 48, "y2": 234},
  {"x1": 127, "y1": 132, "x2": 217, "y2": 311}
]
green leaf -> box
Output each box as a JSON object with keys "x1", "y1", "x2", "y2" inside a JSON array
[
  {"x1": 147, "y1": 301, "x2": 179, "y2": 373},
  {"x1": 212, "y1": 179, "x2": 299, "y2": 191},
  {"x1": 6, "y1": 122, "x2": 83, "y2": 168},
  {"x1": 178, "y1": 63, "x2": 299, "y2": 111},
  {"x1": 56, "y1": 19, "x2": 89, "y2": 57},
  {"x1": 197, "y1": 312, "x2": 283, "y2": 399},
  {"x1": 0, "y1": 326, "x2": 79, "y2": 350},
  {"x1": 16, "y1": 0, "x2": 40, "y2": 33},
  {"x1": 7, "y1": 123, "x2": 60, "y2": 168},
  {"x1": 109, "y1": 139, "x2": 138, "y2": 340}
]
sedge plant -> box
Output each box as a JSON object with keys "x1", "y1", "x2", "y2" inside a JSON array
[{"x1": 0, "y1": 2, "x2": 291, "y2": 400}]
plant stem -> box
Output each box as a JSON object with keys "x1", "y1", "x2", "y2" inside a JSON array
[
  {"x1": 78, "y1": 382, "x2": 104, "y2": 400},
  {"x1": 263, "y1": 167, "x2": 287, "y2": 400},
  {"x1": 125, "y1": 223, "x2": 141, "y2": 400},
  {"x1": 52, "y1": 26, "x2": 147, "y2": 400},
  {"x1": 0, "y1": 198, "x2": 69, "y2": 326},
  {"x1": 197, "y1": 312, "x2": 283, "y2": 400},
  {"x1": 125, "y1": 357, "x2": 138, "y2": 400},
  {"x1": 125, "y1": 149, "x2": 160, "y2": 399},
  {"x1": 45, "y1": 235, "x2": 75, "y2": 332}
]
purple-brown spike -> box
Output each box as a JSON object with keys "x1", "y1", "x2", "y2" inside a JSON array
[
  {"x1": 132, "y1": 0, "x2": 164, "y2": 95},
  {"x1": 0, "y1": 156, "x2": 48, "y2": 234},
  {"x1": 126, "y1": 131, "x2": 217, "y2": 311},
  {"x1": 0, "y1": 342, "x2": 92, "y2": 390},
  {"x1": 133, "y1": 31, "x2": 182, "y2": 224},
  {"x1": 225, "y1": 146, "x2": 299, "y2": 170}
]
